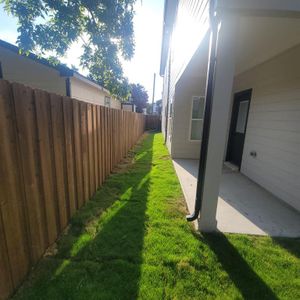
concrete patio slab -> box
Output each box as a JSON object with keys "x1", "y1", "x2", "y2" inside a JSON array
[{"x1": 173, "y1": 159, "x2": 300, "y2": 237}]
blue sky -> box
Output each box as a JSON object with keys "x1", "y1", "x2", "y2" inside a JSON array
[{"x1": 0, "y1": 0, "x2": 164, "y2": 100}]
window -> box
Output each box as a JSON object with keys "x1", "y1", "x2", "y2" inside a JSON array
[
  {"x1": 190, "y1": 96, "x2": 204, "y2": 141},
  {"x1": 235, "y1": 100, "x2": 249, "y2": 134},
  {"x1": 105, "y1": 96, "x2": 111, "y2": 107}
]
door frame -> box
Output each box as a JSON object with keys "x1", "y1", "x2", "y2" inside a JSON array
[{"x1": 226, "y1": 88, "x2": 252, "y2": 170}]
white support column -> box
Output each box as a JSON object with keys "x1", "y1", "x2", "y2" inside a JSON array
[{"x1": 198, "y1": 15, "x2": 238, "y2": 232}]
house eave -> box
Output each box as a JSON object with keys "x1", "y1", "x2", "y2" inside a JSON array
[{"x1": 216, "y1": 0, "x2": 300, "y2": 18}]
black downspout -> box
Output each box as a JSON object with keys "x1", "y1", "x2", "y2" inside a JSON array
[
  {"x1": 0, "y1": 62, "x2": 3, "y2": 79},
  {"x1": 164, "y1": 55, "x2": 171, "y2": 144},
  {"x1": 66, "y1": 77, "x2": 71, "y2": 97},
  {"x1": 186, "y1": 3, "x2": 219, "y2": 222}
]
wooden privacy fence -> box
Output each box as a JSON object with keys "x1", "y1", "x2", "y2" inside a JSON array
[
  {"x1": 0, "y1": 80, "x2": 145, "y2": 299},
  {"x1": 145, "y1": 115, "x2": 161, "y2": 131}
]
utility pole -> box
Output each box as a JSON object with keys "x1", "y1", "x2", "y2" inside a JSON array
[{"x1": 152, "y1": 73, "x2": 156, "y2": 114}]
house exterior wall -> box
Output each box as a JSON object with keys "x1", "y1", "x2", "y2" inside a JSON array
[
  {"x1": 70, "y1": 77, "x2": 121, "y2": 109},
  {"x1": 169, "y1": 33, "x2": 210, "y2": 159},
  {"x1": 169, "y1": 0, "x2": 209, "y2": 98},
  {"x1": 0, "y1": 46, "x2": 66, "y2": 95},
  {"x1": 161, "y1": 51, "x2": 173, "y2": 152},
  {"x1": 161, "y1": 0, "x2": 210, "y2": 153},
  {"x1": 233, "y1": 44, "x2": 300, "y2": 212},
  {"x1": 172, "y1": 75, "x2": 206, "y2": 159}
]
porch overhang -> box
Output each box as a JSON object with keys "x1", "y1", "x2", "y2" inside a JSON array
[
  {"x1": 188, "y1": 7, "x2": 300, "y2": 231},
  {"x1": 216, "y1": 0, "x2": 300, "y2": 18}
]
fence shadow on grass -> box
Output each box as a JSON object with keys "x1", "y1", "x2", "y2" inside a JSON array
[
  {"x1": 202, "y1": 233, "x2": 279, "y2": 300},
  {"x1": 13, "y1": 134, "x2": 155, "y2": 300}
]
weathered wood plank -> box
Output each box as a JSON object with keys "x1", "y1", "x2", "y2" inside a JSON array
[
  {"x1": 104, "y1": 107, "x2": 109, "y2": 177},
  {"x1": 63, "y1": 97, "x2": 77, "y2": 217},
  {"x1": 96, "y1": 106, "x2": 102, "y2": 186},
  {"x1": 80, "y1": 102, "x2": 90, "y2": 202},
  {"x1": 50, "y1": 93, "x2": 69, "y2": 229},
  {"x1": 13, "y1": 83, "x2": 47, "y2": 263},
  {"x1": 73, "y1": 100, "x2": 84, "y2": 208},
  {"x1": 0, "y1": 211, "x2": 13, "y2": 300},
  {"x1": 93, "y1": 105, "x2": 99, "y2": 189},
  {"x1": 87, "y1": 104, "x2": 95, "y2": 196},
  {"x1": 34, "y1": 89, "x2": 59, "y2": 245},
  {"x1": 100, "y1": 106, "x2": 106, "y2": 182},
  {"x1": 0, "y1": 81, "x2": 29, "y2": 294}
]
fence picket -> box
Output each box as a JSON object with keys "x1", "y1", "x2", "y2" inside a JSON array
[
  {"x1": 73, "y1": 100, "x2": 84, "y2": 208},
  {"x1": 35, "y1": 89, "x2": 59, "y2": 244},
  {"x1": 63, "y1": 97, "x2": 77, "y2": 217},
  {"x1": 0, "y1": 81, "x2": 30, "y2": 291},
  {"x1": 13, "y1": 83, "x2": 48, "y2": 263}
]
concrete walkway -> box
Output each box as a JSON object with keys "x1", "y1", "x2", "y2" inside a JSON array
[{"x1": 173, "y1": 159, "x2": 300, "y2": 237}]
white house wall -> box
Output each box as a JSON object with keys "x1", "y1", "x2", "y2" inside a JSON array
[
  {"x1": 70, "y1": 77, "x2": 121, "y2": 109},
  {"x1": 161, "y1": 53, "x2": 169, "y2": 140},
  {"x1": 233, "y1": 44, "x2": 300, "y2": 212},
  {"x1": 170, "y1": 0, "x2": 209, "y2": 97},
  {"x1": 161, "y1": 0, "x2": 210, "y2": 155},
  {"x1": 172, "y1": 75, "x2": 206, "y2": 159},
  {"x1": 171, "y1": 33, "x2": 210, "y2": 159},
  {"x1": 0, "y1": 46, "x2": 66, "y2": 95}
]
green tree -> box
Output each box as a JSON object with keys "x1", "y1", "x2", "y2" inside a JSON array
[
  {"x1": 1, "y1": 0, "x2": 136, "y2": 99},
  {"x1": 130, "y1": 83, "x2": 148, "y2": 113}
]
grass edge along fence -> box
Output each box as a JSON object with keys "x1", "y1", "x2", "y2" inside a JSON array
[{"x1": 0, "y1": 79, "x2": 145, "y2": 299}]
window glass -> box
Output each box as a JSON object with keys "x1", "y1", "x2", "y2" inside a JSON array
[
  {"x1": 236, "y1": 100, "x2": 249, "y2": 134},
  {"x1": 192, "y1": 97, "x2": 204, "y2": 119},
  {"x1": 190, "y1": 96, "x2": 204, "y2": 140},
  {"x1": 191, "y1": 120, "x2": 203, "y2": 140}
]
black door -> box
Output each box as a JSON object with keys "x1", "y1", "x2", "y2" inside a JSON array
[{"x1": 226, "y1": 89, "x2": 252, "y2": 168}]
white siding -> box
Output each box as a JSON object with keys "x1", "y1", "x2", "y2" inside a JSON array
[
  {"x1": 233, "y1": 44, "x2": 300, "y2": 211},
  {"x1": 161, "y1": 0, "x2": 210, "y2": 154},
  {"x1": 171, "y1": 33, "x2": 209, "y2": 159},
  {"x1": 170, "y1": 0, "x2": 209, "y2": 95},
  {"x1": 0, "y1": 46, "x2": 66, "y2": 95},
  {"x1": 70, "y1": 77, "x2": 121, "y2": 109}
]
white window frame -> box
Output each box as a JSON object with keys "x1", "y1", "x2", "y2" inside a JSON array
[{"x1": 189, "y1": 95, "x2": 205, "y2": 142}]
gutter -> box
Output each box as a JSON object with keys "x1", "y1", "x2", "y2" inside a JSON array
[
  {"x1": 164, "y1": 54, "x2": 171, "y2": 144},
  {"x1": 65, "y1": 77, "x2": 71, "y2": 97},
  {"x1": 186, "y1": 0, "x2": 219, "y2": 222}
]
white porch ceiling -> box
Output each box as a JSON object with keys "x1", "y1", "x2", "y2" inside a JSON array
[
  {"x1": 236, "y1": 16, "x2": 300, "y2": 74},
  {"x1": 182, "y1": 15, "x2": 300, "y2": 80}
]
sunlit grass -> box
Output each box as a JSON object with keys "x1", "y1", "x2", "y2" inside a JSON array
[{"x1": 13, "y1": 133, "x2": 300, "y2": 300}]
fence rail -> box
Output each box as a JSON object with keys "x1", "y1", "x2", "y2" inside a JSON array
[{"x1": 0, "y1": 80, "x2": 145, "y2": 299}]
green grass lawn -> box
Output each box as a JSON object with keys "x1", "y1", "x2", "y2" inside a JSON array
[{"x1": 13, "y1": 133, "x2": 300, "y2": 300}]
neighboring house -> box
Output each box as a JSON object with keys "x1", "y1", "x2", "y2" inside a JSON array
[
  {"x1": 121, "y1": 102, "x2": 136, "y2": 112},
  {"x1": 160, "y1": 0, "x2": 300, "y2": 232},
  {"x1": 0, "y1": 39, "x2": 121, "y2": 109}
]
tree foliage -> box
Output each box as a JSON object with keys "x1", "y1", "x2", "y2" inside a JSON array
[
  {"x1": 2, "y1": 0, "x2": 136, "y2": 98},
  {"x1": 130, "y1": 83, "x2": 148, "y2": 113}
]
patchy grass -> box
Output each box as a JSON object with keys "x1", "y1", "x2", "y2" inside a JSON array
[{"x1": 13, "y1": 133, "x2": 300, "y2": 300}]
